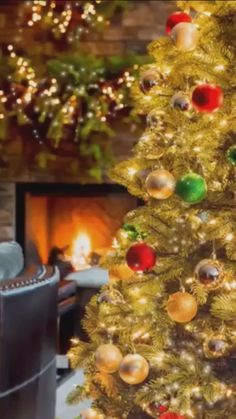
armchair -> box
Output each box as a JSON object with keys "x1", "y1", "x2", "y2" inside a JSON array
[{"x1": 0, "y1": 265, "x2": 59, "y2": 419}]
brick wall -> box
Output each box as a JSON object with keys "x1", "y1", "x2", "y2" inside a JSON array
[
  {"x1": 0, "y1": 1, "x2": 175, "y2": 56},
  {"x1": 0, "y1": 1, "x2": 176, "y2": 242},
  {"x1": 0, "y1": 184, "x2": 15, "y2": 241}
]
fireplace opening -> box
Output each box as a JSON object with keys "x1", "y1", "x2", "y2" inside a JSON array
[{"x1": 16, "y1": 183, "x2": 137, "y2": 270}]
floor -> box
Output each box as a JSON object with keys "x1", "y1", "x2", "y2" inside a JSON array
[{"x1": 56, "y1": 369, "x2": 91, "y2": 419}]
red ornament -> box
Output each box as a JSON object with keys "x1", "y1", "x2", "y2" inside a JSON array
[
  {"x1": 166, "y1": 12, "x2": 192, "y2": 34},
  {"x1": 192, "y1": 84, "x2": 223, "y2": 113},
  {"x1": 126, "y1": 243, "x2": 156, "y2": 272},
  {"x1": 159, "y1": 405, "x2": 168, "y2": 414},
  {"x1": 160, "y1": 413, "x2": 185, "y2": 419}
]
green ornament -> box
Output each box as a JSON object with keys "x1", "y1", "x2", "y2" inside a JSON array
[
  {"x1": 123, "y1": 223, "x2": 146, "y2": 241},
  {"x1": 227, "y1": 145, "x2": 236, "y2": 166},
  {"x1": 175, "y1": 173, "x2": 207, "y2": 204}
]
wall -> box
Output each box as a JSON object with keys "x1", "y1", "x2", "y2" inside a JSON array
[
  {"x1": 0, "y1": 1, "x2": 175, "y2": 242},
  {"x1": 0, "y1": 184, "x2": 15, "y2": 241}
]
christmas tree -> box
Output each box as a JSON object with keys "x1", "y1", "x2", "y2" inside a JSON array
[{"x1": 68, "y1": 1, "x2": 236, "y2": 418}]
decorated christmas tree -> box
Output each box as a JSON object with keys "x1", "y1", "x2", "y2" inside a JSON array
[{"x1": 68, "y1": 1, "x2": 236, "y2": 418}]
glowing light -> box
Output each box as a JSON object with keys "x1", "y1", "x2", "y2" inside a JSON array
[
  {"x1": 225, "y1": 233, "x2": 233, "y2": 241},
  {"x1": 127, "y1": 167, "x2": 137, "y2": 177},
  {"x1": 71, "y1": 232, "x2": 91, "y2": 270},
  {"x1": 215, "y1": 64, "x2": 225, "y2": 71}
]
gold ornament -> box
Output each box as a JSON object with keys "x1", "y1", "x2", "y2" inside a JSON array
[
  {"x1": 146, "y1": 109, "x2": 164, "y2": 130},
  {"x1": 95, "y1": 344, "x2": 123, "y2": 374},
  {"x1": 119, "y1": 354, "x2": 149, "y2": 385},
  {"x1": 203, "y1": 333, "x2": 230, "y2": 359},
  {"x1": 145, "y1": 169, "x2": 176, "y2": 200},
  {"x1": 81, "y1": 408, "x2": 104, "y2": 419},
  {"x1": 194, "y1": 259, "x2": 224, "y2": 289},
  {"x1": 97, "y1": 289, "x2": 124, "y2": 305},
  {"x1": 167, "y1": 292, "x2": 198, "y2": 323},
  {"x1": 171, "y1": 92, "x2": 190, "y2": 111},
  {"x1": 171, "y1": 22, "x2": 198, "y2": 51},
  {"x1": 140, "y1": 69, "x2": 161, "y2": 94},
  {"x1": 109, "y1": 264, "x2": 134, "y2": 281}
]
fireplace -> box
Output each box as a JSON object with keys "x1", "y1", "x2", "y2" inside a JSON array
[{"x1": 15, "y1": 183, "x2": 137, "y2": 268}]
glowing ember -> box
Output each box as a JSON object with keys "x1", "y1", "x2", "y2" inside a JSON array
[{"x1": 71, "y1": 232, "x2": 91, "y2": 270}]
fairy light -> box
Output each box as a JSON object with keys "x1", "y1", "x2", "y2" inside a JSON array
[
  {"x1": 138, "y1": 297, "x2": 148, "y2": 304},
  {"x1": 225, "y1": 233, "x2": 233, "y2": 241},
  {"x1": 70, "y1": 337, "x2": 79, "y2": 345},
  {"x1": 220, "y1": 119, "x2": 227, "y2": 126},
  {"x1": 224, "y1": 280, "x2": 236, "y2": 290},
  {"x1": 214, "y1": 64, "x2": 225, "y2": 71},
  {"x1": 127, "y1": 167, "x2": 138, "y2": 177},
  {"x1": 208, "y1": 219, "x2": 217, "y2": 225}
]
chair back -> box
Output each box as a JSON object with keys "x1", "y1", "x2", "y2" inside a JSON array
[{"x1": 0, "y1": 265, "x2": 59, "y2": 419}]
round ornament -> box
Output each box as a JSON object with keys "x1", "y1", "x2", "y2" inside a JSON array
[
  {"x1": 194, "y1": 259, "x2": 224, "y2": 289},
  {"x1": 160, "y1": 413, "x2": 185, "y2": 419},
  {"x1": 140, "y1": 69, "x2": 160, "y2": 94},
  {"x1": 81, "y1": 408, "x2": 104, "y2": 419},
  {"x1": 167, "y1": 292, "x2": 198, "y2": 323},
  {"x1": 119, "y1": 354, "x2": 149, "y2": 385},
  {"x1": 122, "y1": 223, "x2": 146, "y2": 242},
  {"x1": 175, "y1": 173, "x2": 207, "y2": 204},
  {"x1": 126, "y1": 243, "x2": 156, "y2": 272},
  {"x1": 171, "y1": 22, "x2": 198, "y2": 51},
  {"x1": 203, "y1": 334, "x2": 230, "y2": 359},
  {"x1": 227, "y1": 145, "x2": 236, "y2": 166},
  {"x1": 166, "y1": 11, "x2": 192, "y2": 34},
  {"x1": 146, "y1": 110, "x2": 163, "y2": 130},
  {"x1": 147, "y1": 402, "x2": 168, "y2": 416},
  {"x1": 171, "y1": 93, "x2": 190, "y2": 111},
  {"x1": 95, "y1": 344, "x2": 123, "y2": 374},
  {"x1": 145, "y1": 169, "x2": 176, "y2": 200},
  {"x1": 97, "y1": 289, "x2": 124, "y2": 305},
  {"x1": 192, "y1": 84, "x2": 223, "y2": 113}
]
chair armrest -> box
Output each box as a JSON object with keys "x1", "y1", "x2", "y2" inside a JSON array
[{"x1": 0, "y1": 265, "x2": 55, "y2": 291}]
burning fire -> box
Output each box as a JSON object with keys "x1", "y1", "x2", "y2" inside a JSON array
[{"x1": 71, "y1": 232, "x2": 91, "y2": 270}]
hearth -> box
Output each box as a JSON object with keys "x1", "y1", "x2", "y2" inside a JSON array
[{"x1": 16, "y1": 183, "x2": 137, "y2": 268}]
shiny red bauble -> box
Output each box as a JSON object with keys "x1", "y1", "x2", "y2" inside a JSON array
[
  {"x1": 126, "y1": 243, "x2": 156, "y2": 272},
  {"x1": 166, "y1": 12, "x2": 192, "y2": 34},
  {"x1": 192, "y1": 84, "x2": 223, "y2": 113},
  {"x1": 160, "y1": 413, "x2": 185, "y2": 419}
]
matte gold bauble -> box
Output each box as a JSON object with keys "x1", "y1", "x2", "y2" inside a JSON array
[
  {"x1": 167, "y1": 292, "x2": 198, "y2": 323},
  {"x1": 81, "y1": 408, "x2": 104, "y2": 419},
  {"x1": 145, "y1": 169, "x2": 176, "y2": 200},
  {"x1": 95, "y1": 344, "x2": 123, "y2": 374},
  {"x1": 171, "y1": 22, "x2": 198, "y2": 51},
  {"x1": 194, "y1": 259, "x2": 224, "y2": 289},
  {"x1": 203, "y1": 334, "x2": 230, "y2": 359},
  {"x1": 109, "y1": 264, "x2": 134, "y2": 281},
  {"x1": 119, "y1": 354, "x2": 149, "y2": 385}
]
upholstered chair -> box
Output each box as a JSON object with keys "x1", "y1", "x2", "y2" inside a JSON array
[{"x1": 0, "y1": 265, "x2": 59, "y2": 419}]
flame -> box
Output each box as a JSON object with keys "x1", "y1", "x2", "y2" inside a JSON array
[{"x1": 71, "y1": 232, "x2": 91, "y2": 270}]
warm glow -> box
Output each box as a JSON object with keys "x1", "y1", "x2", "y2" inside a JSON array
[{"x1": 71, "y1": 232, "x2": 91, "y2": 270}]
